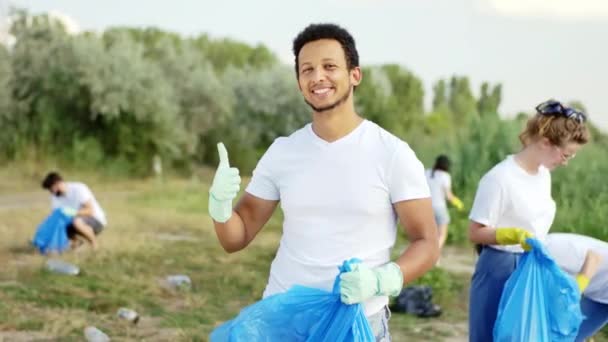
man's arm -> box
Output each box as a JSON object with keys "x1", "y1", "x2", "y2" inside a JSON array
[
  {"x1": 393, "y1": 197, "x2": 440, "y2": 283},
  {"x1": 575, "y1": 250, "x2": 602, "y2": 292},
  {"x1": 78, "y1": 200, "x2": 94, "y2": 217},
  {"x1": 208, "y1": 142, "x2": 279, "y2": 253},
  {"x1": 339, "y1": 197, "x2": 440, "y2": 305},
  {"x1": 214, "y1": 193, "x2": 278, "y2": 253}
]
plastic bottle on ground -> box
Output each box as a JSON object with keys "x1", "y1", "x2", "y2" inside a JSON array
[
  {"x1": 84, "y1": 326, "x2": 110, "y2": 342},
  {"x1": 117, "y1": 307, "x2": 139, "y2": 324},
  {"x1": 45, "y1": 259, "x2": 79, "y2": 275},
  {"x1": 166, "y1": 275, "x2": 192, "y2": 289}
]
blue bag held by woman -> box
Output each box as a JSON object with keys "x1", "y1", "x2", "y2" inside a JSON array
[
  {"x1": 32, "y1": 209, "x2": 71, "y2": 254},
  {"x1": 210, "y1": 259, "x2": 374, "y2": 342},
  {"x1": 493, "y1": 238, "x2": 584, "y2": 342}
]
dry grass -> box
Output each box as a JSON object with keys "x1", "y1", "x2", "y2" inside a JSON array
[{"x1": 0, "y1": 167, "x2": 470, "y2": 341}]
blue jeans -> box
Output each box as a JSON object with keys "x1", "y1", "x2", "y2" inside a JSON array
[
  {"x1": 367, "y1": 306, "x2": 391, "y2": 341},
  {"x1": 469, "y1": 246, "x2": 521, "y2": 342},
  {"x1": 575, "y1": 296, "x2": 608, "y2": 342}
]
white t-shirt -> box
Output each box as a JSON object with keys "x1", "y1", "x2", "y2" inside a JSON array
[
  {"x1": 545, "y1": 233, "x2": 608, "y2": 304},
  {"x1": 425, "y1": 169, "x2": 451, "y2": 209},
  {"x1": 246, "y1": 120, "x2": 430, "y2": 316},
  {"x1": 51, "y1": 182, "x2": 107, "y2": 226},
  {"x1": 469, "y1": 155, "x2": 556, "y2": 253}
]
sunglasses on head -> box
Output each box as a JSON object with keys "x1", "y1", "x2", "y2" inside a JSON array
[{"x1": 535, "y1": 100, "x2": 586, "y2": 124}]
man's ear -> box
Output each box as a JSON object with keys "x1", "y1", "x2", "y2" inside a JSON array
[{"x1": 350, "y1": 67, "x2": 362, "y2": 86}]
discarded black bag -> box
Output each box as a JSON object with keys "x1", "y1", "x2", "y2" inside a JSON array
[{"x1": 390, "y1": 285, "x2": 442, "y2": 318}]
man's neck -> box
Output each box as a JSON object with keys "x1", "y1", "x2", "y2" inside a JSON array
[{"x1": 311, "y1": 104, "x2": 362, "y2": 143}]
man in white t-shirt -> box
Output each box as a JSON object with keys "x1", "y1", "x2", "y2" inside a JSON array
[
  {"x1": 41, "y1": 172, "x2": 107, "y2": 250},
  {"x1": 207, "y1": 23, "x2": 439, "y2": 340},
  {"x1": 545, "y1": 233, "x2": 606, "y2": 342}
]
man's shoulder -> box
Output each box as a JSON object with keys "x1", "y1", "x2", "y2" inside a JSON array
[
  {"x1": 67, "y1": 182, "x2": 93, "y2": 196},
  {"x1": 266, "y1": 124, "x2": 311, "y2": 151},
  {"x1": 68, "y1": 182, "x2": 88, "y2": 190},
  {"x1": 362, "y1": 120, "x2": 411, "y2": 151}
]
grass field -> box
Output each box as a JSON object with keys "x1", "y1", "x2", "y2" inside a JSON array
[{"x1": 0, "y1": 166, "x2": 485, "y2": 341}]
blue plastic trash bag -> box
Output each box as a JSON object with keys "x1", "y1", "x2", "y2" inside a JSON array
[
  {"x1": 32, "y1": 209, "x2": 71, "y2": 254},
  {"x1": 210, "y1": 259, "x2": 374, "y2": 342},
  {"x1": 493, "y1": 238, "x2": 584, "y2": 342}
]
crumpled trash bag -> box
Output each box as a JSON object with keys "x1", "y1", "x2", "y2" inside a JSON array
[
  {"x1": 493, "y1": 238, "x2": 584, "y2": 342},
  {"x1": 210, "y1": 259, "x2": 374, "y2": 341},
  {"x1": 390, "y1": 285, "x2": 442, "y2": 318},
  {"x1": 32, "y1": 209, "x2": 71, "y2": 254}
]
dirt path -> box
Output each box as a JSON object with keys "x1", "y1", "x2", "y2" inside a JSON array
[
  {"x1": 0, "y1": 330, "x2": 55, "y2": 341},
  {"x1": 440, "y1": 245, "x2": 476, "y2": 275},
  {"x1": 435, "y1": 246, "x2": 475, "y2": 341}
]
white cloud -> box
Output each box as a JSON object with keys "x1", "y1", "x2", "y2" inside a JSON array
[
  {"x1": 0, "y1": 10, "x2": 82, "y2": 47},
  {"x1": 48, "y1": 10, "x2": 81, "y2": 35},
  {"x1": 0, "y1": 17, "x2": 14, "y2": 47},
  {"x1": 481, "y1": 0, "x2": 608, "y2": 19}
]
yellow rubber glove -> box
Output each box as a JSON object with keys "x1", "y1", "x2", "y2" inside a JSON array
[
  {"x1": 449, "y1": 197, "x2": 464, "y2": 211},
  {"x1": 495, "y1": 227, "x2": 534, "y2": 251},
  {"x1": 576, "y1": 274, "x2": 590, "y2": 292}
]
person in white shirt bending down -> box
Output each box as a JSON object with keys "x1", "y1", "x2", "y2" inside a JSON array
[
  {"x1": 546, "y1": 233, "x2": 607, "y2": 342},
  {"x1": 41, "y1": 172, "x2": 107, "y2": 250}
]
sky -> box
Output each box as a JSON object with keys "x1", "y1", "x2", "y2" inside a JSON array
[{"x1": 3, "y1": 0, "x2": 608, "y2": 130}]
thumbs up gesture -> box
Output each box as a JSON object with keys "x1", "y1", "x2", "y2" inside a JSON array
[{"x1": 209, "y1": 143, "x2": 241, "y2": 223}]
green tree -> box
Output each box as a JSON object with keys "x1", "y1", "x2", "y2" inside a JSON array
[
  {"x1": 357, "y1": 64, "x2": 424, "y2": 137},
  {"x1": 104, "y1": 27, "x2": 183, "y2": 61},
  {"x1": 78, "y1": 30, "x2": 186, "y2": 170},
  {"x1": 0, "y1": 45, "x2": 13, "y2": 160},
  {"x1": 191, "y1": 34, "x2": 277, "y2": 71},
  {"x1": 204, "y1": 65, "x2": 309, "y2": 172},
  {"x1": 0, "y1": 45, "x2": 10, "y2": 118},
  {"x1": 477, "y1": 82, "x2": 502, "y2": 117},
  {"x1": 8, "y1": 12, "x2": 189, "y2": 172},
  {"x1": 448, "y1": 76, "x2": 478, "y2": 124},
  {"x1": 432, "y1": 79, "x2": 450, "y2": 115}
]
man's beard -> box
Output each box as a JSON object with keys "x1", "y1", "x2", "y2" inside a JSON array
[{"x1": 304, "y1": 85, "x2": 353, "y2": 113}]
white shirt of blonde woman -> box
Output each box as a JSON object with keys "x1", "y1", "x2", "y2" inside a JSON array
[
  {"x1": 51, "y1": 182, "x2": 107, "y2": 226},
  {"x1": 546, "y1": 233, "x2": 608, "y2": 304},
  {"x1": 246, "y1": 120, "x2": 430, "y2": 316},
  {"x1": 469, "y1": 155, "x2": 556, "y2": 253},
  {"x1": 425, "y1": 169, "x2": 451, "y2": 209}
]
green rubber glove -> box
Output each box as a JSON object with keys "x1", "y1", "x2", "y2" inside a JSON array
[
  {"x1": 208, "y1": 143, "x2": 241, "y2": 223},
  {"x1": 339, "y1": 262, "x2": 403, "y2": 305},
  {"x1": 449, "y1": 196, "x2": 464, "y2": 211},
  {"x1": 495, "y1": 227, "x2": 534, "y2": 251},
  {"x1": 60, "y1": 207, "x2": 77, "y2": 217},
  {"x1": 576, "y1": 274, "x2": 590, "y2": 292}
]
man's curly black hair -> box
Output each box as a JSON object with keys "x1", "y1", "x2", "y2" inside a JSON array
[{"x1": 292, "y1": 23, "x2": 359, "y2": 77}]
